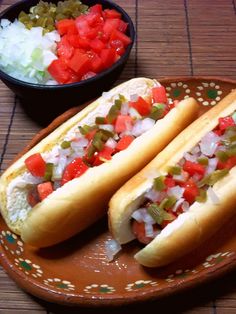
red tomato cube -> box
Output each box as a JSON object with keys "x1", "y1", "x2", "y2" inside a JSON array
[{"x1": 25, "y1": 153, "x2": 46, "y2": 177}]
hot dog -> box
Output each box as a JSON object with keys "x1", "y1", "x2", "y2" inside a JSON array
[
  {"x1": 108, "y1": 89, "x2": 236, "y2": 267},
  {"x1": 0, "y1": 77, "x2": 199, "y2": 248}
]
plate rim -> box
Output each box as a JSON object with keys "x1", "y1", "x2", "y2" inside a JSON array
[{"x1": 0, "y1": 76, "x2": 236, "y2": 307}]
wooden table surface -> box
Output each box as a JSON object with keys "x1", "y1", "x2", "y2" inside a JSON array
[{"x1": 0, "y1": 0, "x2": 236, "y2": 313}]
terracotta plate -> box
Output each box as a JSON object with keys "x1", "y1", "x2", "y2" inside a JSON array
[{"x1": 0, "y1": 77, "x2": 236, "y2": 307}]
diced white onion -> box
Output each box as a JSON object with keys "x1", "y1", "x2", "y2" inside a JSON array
[
  {"x1": 99, "y1": 124, "x2": 114, "y2": 132},
  {"x1": 128, "y1": 107, "x2": 142, "y2": 119},
  {"x1": 58, "y1": 147, "x2": 71, "y2": 157},
  {"x1": 105, "y1": 239, "x2": 122, "y2": 262},
  {"x1": 172, "y1": 198, "x2": 185, "y2": 212},
  {"x1": 167, "y1": 185, "x2": 184, "y2": 199},
  {"x1": 190, "y1": 145, "x2": 200, "y2": 155},
  {"x1": 120, "y1": 102, "x2": 129, "y2": 115},
  {"x1": 105, "y1": 138, "x2": 117, "y2": 149},
  {"x1": 131, "y1": 118, "x2": 155, "y2": 137},
  {"x1": 145, "y1": 223, "x2": 154, "y2": 238},
  {"x1": 52, "y1": 156, "x2": 67, "y2": 180},
  {"x1": 22, "y1": 172, "x2": 42, "y2": 185},
  {"x1": 207, "y1": 187, "x2": 220, "y2": 204},
  {"x1": 199, "y1": 131, "x2": 220, "y2": 156},
  {"x1": 173, "y1": 171, "x2": 188, "y2": 183},
  {"x1": 145, "y1": 189, "x2": 161, "y2": 202},
  {"x1": 206, "y1": 157, "x2": 218, "y2": 175},
  {"x1": 182, "y1": 201, "x2": 190, "y2": 212},
  {"x1": 184, "y1": 152, "x2": 197, "y2": 162},
  {"x1": 130, "y1": 93, "x2": 138, "y2": 102}
]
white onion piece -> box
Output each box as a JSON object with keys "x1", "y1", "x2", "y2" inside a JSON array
[
  {"x1": 172, "y1": 198, "x2": 185, "y2": 212},
  {"x1": 207, "y1": 187, "x2": 220, "y2": 204},
  {"x1": 184, "y1": 152, "x2": 197, "y2": 162},
  {"x1": 105, "y1": 239, "x2": 122, "y2": 262},
  {"x1": 206, "y1": 157, "x2": 218, "y2": 175},
  {"x1": 130, "y1": 93, "x2": 138, "y2": 102},
  {"x1": 167, "y1": 185, "x2": 184, "y2": 199},
  {"x1": 119, "y1": 130, "x2": 133, "y2": 138},
  {"x1": 173, "y1": 171, "x2": 188, "y2": 183},
  {"x1": 99, "y1": 124, "x2": 114, "y2": 132},
  {"x1": 131, "y1": 209, "x2": 145, "y2": 222},
  {"x1": 190, "y1": 145, "x2": 200, "y2": 155},
  {"x1": 120, "y1": 102, "x2": 129, "y2": 115},
  {"x1": 199, "y1": 131, "x2": 220, "y2": 156},
  {"x1": 182, "y1": 201, "x2": 190, "y2": 212},
  {"x1": 143, "y1": 213, "x2": 155, "y2": 224},
  {"x1": 145, "y1": 223, "x2": 154, "y2": 238},
  {"x1": 58, "y1": 147, "x2": 71, "y2": 157},
  {"x1": 105, "y1": 138, "x2": 117, "y2": 149},
  {"x1": 131, "y1": 118, "x2": 155, "y2": 137},
  {"x1": 145, "y1": 188, "x2": 161, "y2": 202},
  {"x1": 52, "y1": 156, "x2": 67, "y2": 180},
  {"x1": 128, "y1": 107, "x2": 142, "y2": 119},
  {"x1": 22, "y1": 172, "x2": 43, "y2": 185}
]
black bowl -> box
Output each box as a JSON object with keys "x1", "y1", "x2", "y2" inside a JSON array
[{"x1": 0, "y1": 0, "x2": 135, "y2": 125}]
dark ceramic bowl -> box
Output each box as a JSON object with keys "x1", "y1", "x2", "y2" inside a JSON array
[{"x1": 0, "y1": 0, "x2": 135, "y2": 125}]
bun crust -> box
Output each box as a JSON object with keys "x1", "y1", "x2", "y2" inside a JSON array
[{"x1": 108, "y1": 89, "x2": 236, "y2": 267}]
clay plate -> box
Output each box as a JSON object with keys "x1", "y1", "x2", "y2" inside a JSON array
[{"x1": 0, "y1": 77, "x2": 236, "y2": 307}]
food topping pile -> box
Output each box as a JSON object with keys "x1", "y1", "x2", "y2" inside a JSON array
[
  {"x1": 131, "y1": 112, "x2": 236, "y2": 244},
  {"x1": 0, "y1": 0, "x2": 132, "y2": 84},
  {"x1": 22, "y1": 86, "x2": 176, "y2": 207}
]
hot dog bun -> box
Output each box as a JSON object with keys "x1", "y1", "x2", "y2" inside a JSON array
[
  {"x1": 0, "y1": 77, "x2": 199, "y2": 248},
  {"x1": 108, "y1": 89, "x2": 236, "y2": 267}
]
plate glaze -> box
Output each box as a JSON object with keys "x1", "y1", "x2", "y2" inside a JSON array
[{"x1": 0, "y1": 77, "x2": 236, "y2": 307}]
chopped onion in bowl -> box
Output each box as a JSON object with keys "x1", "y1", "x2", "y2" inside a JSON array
[
  {"x1": 105, "y1": 239, "x2": 122, "y2": 262},
  {"x1": 0, "y1": 20, "x2": 60, "y2": 84}
]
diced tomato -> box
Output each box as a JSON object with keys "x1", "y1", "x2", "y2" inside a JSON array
[
  {"x1": 104, "y1": 9, "x2": 121, "y2": 19},
  {"x1": 48, "y1": 59, "x2": 71, "y2": 84},
  {"x1": 89, "y1": 52, "x2": 103, "y2": 72},
  {"x1": 218, "y1": 116, "x2": 235, "y2": 130},
  {"x1": 86, "y1": 12, "x2": 102, "y2": 27},
  {"x1": 56, "y1": 19, "x2": 77, "y2": 36},
  {"x1": 214, "y1": 128, "x2": 223, "y2": 136},
  {"x1": 217, "y1": 156, "x2": 236, "y2": 170},
  {"x1": 86, "y1": 26, "x2": 102, "y2": 39},
  {"x1": 90, "y1": 38, "x2": 106, "y2": 53},
  {"x1": 37, "y1": 182, "x2": 54, "y2": 201},
  {"x1": 118, "y1": 20, "x2": 128, "y2": 32},
  {"x1": 152, "y1": 86, "x2": 168, "y2": 104},
  {"x1": 67, "y1": 50, "x2": 91, "y2": 75},
  {"x1": 183, "y1": 160, "x2": 205, "y2": 179},
  {"x1": 61, "y1": 157, "x2": 89, "y2": 185},
  {"x1": 110, "y1": 39, "x2": 125, "y2": 55},
  {"x1": 57, "y1": 36, "x2": 75, "y2": 60},
  {"x1": 76, "y1": 37, "x2": 91, "y2": 49},
  {"x1": 89, "y1": 4, "x2": 103, "y2": 15},
  {"x1": 27, "y1": 188, "x2": 40, "y2": 207},
  {"x1": 93, "y1": 146, "x2": 114, "y2": 166},
  {"x1": 103, "y1": 18, "x2": 120, "y2": 36},
  {"x1": 164, "y1": 177, "x2": 175, "y2": 188},
  {"x1": 110, "y1": 29, "x2": 131, "y2": 47},
  {"x1": 129, "y1": 96, "x2": 152, "y2": 116},
  {"x1": 75, "y1": 15, "x2": 90, "y2": 36},
  {"x1": 25, "y1": 153, "x2": 46, "y2": 177},
  {"x1": 100, "y1": 48, "x2": 117, "y2": 69},
  {"x1": 114, "y1": 115, "x2": 133, "y2": 133},
  {"x1": 183, "y1": 179, "x2": 199, "y2": 204},
  {"x1": 132, "y1": 221, "x2": 154, "y2": 245},
  {"x1": 116, "y1": 135, "x2": 134, "y2": 151}
]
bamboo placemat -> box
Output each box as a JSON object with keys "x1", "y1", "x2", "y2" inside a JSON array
[{"x1": 0, "y1": 0, "x2": 236, "y2": 313}]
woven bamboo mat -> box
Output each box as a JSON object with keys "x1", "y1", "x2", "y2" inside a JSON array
[{"x1": 0, "y1": 0, "x2": 236, "y2": 313}]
